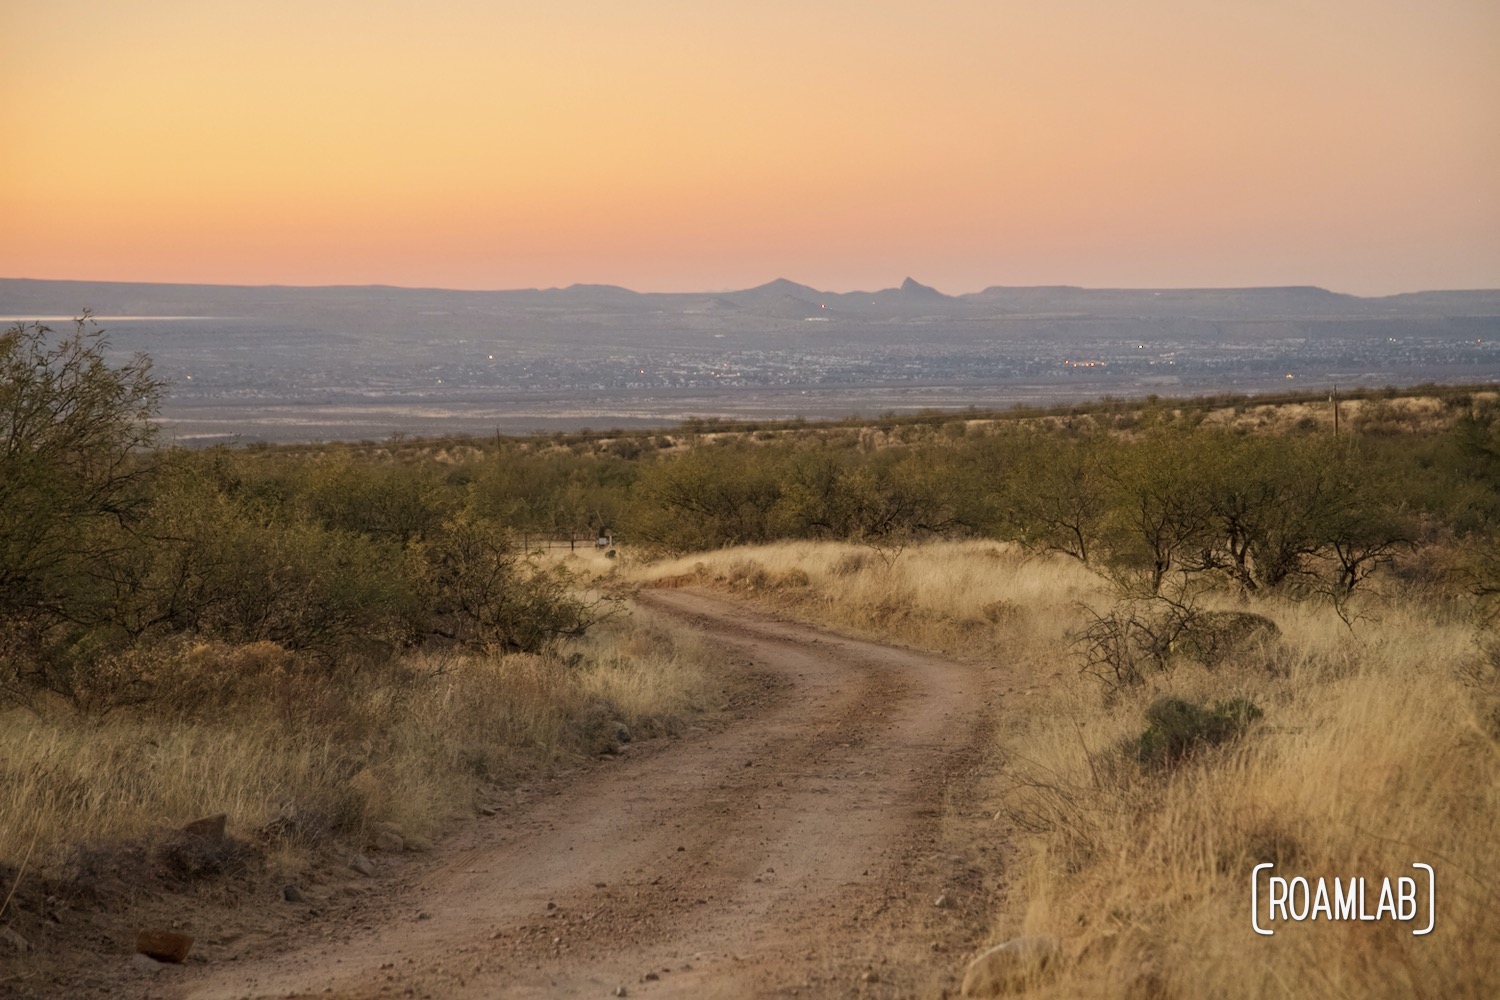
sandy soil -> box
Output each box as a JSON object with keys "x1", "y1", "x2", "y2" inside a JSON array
[{"x1": 146, "y1": 588, "x2": 1013, "y2": 1000}]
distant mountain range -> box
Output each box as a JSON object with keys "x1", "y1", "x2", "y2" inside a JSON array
[
  {"x1": 4, "y1": 276, "x2": 1500, "y2": 329},
  {"x1": 2, "y1": 276, "x2": 1495, "y2": 443}
]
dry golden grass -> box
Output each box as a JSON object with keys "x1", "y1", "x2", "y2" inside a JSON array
[
  {"x1": 637, "y1": 540, "x2": 1500, "y2": 998},
  {"x1": 0, "y1": 604, "x2": 718, "y2": 878},
  {"x1": 997, "y1": 598, "x2": 1499, "y2": 998},
  {"x1": 634, "y1": 539, "x2": 1107, "y2": 660}
]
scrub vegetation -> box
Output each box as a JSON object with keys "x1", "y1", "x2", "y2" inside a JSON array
[
  {"x1": 636, "y1": 540, "x2": 1499, "y2": 998},
  {"x1": 0, "y1": 320, "x2": 719, "y2": 887},
  {"x1": 2, "y1": 317, "x2": 1498, "y2": 996}
]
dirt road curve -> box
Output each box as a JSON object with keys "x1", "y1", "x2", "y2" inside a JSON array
[{"x1": 179, "y1": 589, "x2": 1005, "y2": 1000}]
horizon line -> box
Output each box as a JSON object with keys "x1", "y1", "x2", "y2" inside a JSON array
[{"x1": 4, "y1": 275, "x2": 1499, "y2": 300}]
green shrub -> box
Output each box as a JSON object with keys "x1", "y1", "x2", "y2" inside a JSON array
[
  {"x1": 0, "y1": 316, "x2": 162, "y2": 631},
  {"x1": 419, "y1": 514, "x2": 602, "y2": 653},
  {"x1": 1134, "y1": 696, "x2": 1263, "y2": 769}
]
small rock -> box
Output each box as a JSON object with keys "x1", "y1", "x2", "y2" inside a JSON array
[
  {"x1": 1, "y1": 926, "x2": 30, "y2": 953},
  {"x1": 136, "y1": 929, "x2": 194, "y2": 964},
  {"x1": 181, "y1": 813, "x2": 227, "y2": 843},
  {"x1": 643, "y1": 971, "x2": 660, "y2": 981},
  {"x1": 416, "y1": 911, "x2": 431, "y2": 921},
  {"x1": 546, "y1": 901, "x2": 557, "y2": 910},
  {"x1": 281, "y1": 884, "x2": 305, "y2": 903},
  {"x1": 350, "y1": 854, "x2": 377, "y2": 877},
  {"x1": 613, "y1": 721, "x2": 633, "y2": 743},
  {"x1": 613, "y1": 986, "x2": 628, "y2": 997},
  {"x1": 375, "y1": 830, "x2": 405, "y2": 853},
  {"x1": 405, "y1": 834, "x2": 434, "y2": 852},
  {"x1": 961, "y1": 937, "x2": 1061, "y2": 997},
  {"x1": 861, "y1": 970, "x2": 879, "y2": 983},
  {"x1": 477, "y1": 805, "x2": 497, "y2": 817},
  {"x1": 131, "y1": 953, "x2": 165, "y2": 973},
  {"x1": 934, "y1": 894, "x2": 953, "y2": 909}
]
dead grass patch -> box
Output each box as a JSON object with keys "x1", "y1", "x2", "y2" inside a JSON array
[{"x1": 0, "y1": 603, "x2": 718, "y2": 885}]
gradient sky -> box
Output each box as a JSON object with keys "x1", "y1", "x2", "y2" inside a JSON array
[{"x1": 3, "y1": 0, "x2": 1497, "y2": 295}]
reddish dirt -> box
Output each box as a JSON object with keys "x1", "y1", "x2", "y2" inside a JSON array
[{"x1": 104, "y1": 589, "x2": 1014, "y2": 1000}]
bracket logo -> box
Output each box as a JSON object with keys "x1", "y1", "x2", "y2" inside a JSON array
[{"x1": 1251, "y1": 863, "x2": 1435, "y2": 936}]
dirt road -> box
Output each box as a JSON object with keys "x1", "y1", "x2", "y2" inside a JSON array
[{"x1": 177, "y1": 589, "x2": 1008, "y2": 1000}]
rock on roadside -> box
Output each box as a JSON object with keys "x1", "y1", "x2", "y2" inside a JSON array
[{"x1": 136, "y1": 930, "x2": 194, "y2": 964}]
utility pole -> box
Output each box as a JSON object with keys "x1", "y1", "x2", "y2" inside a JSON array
[{"x1": 1331, "y1": 384, "x2": 1340, "y2": 437}]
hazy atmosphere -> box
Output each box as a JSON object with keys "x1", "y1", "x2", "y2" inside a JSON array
[
  {"x1": 4, "y1": 0, "x2": 1498, "y2": 294},
  {"x1": 5, "y1": 4, "x2": 1500, "y2": 1000}
]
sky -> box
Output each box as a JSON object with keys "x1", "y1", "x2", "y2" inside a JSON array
[{"x1": 2, "y1": 0, "x2": 1497, "y2": 295}]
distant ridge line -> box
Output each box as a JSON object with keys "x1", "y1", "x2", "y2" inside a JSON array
[{"x1": 3, "y1": 275, "x2": 1497, "y2": 300}]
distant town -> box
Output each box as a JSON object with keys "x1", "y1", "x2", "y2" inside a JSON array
[{"x1": 2, "y1": 278, "x2": 1496, "y2": 442}]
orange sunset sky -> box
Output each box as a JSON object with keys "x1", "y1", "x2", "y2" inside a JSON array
[{"x1": 2, "y1": 0, "x2": 1497, "y2": 295}]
